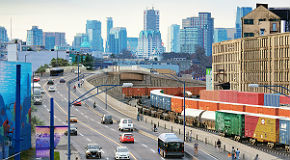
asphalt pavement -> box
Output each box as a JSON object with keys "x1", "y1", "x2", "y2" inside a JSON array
[{"x1": 34, "y1": 72, "x2": 227, "y2": 160}]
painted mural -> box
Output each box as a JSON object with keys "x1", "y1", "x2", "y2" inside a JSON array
[{"x1": 0, "y1": 61, "x2": 32, "y2": 159}]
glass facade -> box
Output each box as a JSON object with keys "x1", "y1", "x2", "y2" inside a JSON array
[
  {"x1": 144, "y1": 8, "x2": 160, "y2": 31},
  {"x1": 234, "y1": 7, "x2": 253, "y2": 39},
  {"x1": 86, "y1": 20, "x2": 104, "y2": 52},
  {"x1": 127, "y1": 37, "x2": 138, "y2": 53},
  {"x1": 106, "y1": 17, "x2": 113, "y2": 52},
  {"x1": 167, "y1": 24, "x2": 180, "y2": 52},
  {"x1": 0, "y1": 26, "x2": 8, "y2": 43},
  {"x1": 214, "y1": 28, "x2": 228, "y2": 43},
  {"x1": 180, "y1": 27, "x2": 202, "y2": 54},
  {"x1": 26, "y1": 26, "x2": 43, "y2": 46},
  {"x1": 108, "y1": 27, "x2": 127, "y2": 54}
]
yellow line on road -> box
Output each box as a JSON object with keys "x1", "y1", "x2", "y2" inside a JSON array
[{"x1": 43, "y1": 80, "x2": 138, "y2": 160}]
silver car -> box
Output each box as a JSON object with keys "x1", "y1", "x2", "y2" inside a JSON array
[
  {"x1": 115, "y1": 146, "x2": 130, "y2": 160},
  {"x1": 86, "y1": 143, "x2": 102, "y2": 159}
]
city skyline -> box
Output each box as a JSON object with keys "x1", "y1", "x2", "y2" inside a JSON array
[{"x1": 0, "y1": 0, "x2": 288, "y2": 45}]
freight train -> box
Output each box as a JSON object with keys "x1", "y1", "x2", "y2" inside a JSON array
[{"x1": 143, "y1": 89, "x2": 290, "y2": 152}]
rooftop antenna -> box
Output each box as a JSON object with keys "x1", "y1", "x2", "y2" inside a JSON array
[{"x1": 10, "y1": 17, "x2": 12, "y2": 40}]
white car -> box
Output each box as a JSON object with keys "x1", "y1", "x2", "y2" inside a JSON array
[
  {"x1": 115, "y1": 146, "x2": 130, "y2": 160},
  {"x1": 118, "y1": 118, "x2": 134, "y2": 131},
  {"x1": 48, "y1": 86, "x2": 56, "y2": 92}
]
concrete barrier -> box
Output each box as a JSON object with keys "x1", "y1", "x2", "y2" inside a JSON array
[{"x1": 83, "y1": 77, "x2": 138, "y2": 119}]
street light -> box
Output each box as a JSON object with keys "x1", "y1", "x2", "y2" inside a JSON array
[
  {"x1": 66, "y1": 78, "x2": 133, "y2": 160},
  {"x1": 51, "y1": 49, "x2": 59, "y2": 67},
  {"x1": 159, "y1": 73, "x2": 186, "y2": 142}
]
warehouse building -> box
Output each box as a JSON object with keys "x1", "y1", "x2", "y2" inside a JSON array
[{"x1": 212, "y1": 32, "x2": 290, "y2": 94}]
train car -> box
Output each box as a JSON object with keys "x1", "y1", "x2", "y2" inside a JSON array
[
  {"x1": 244, "y1": 113, "x2": 280, "y2": 148},
  {"x1": 279, "y1": 118, "x2": 290, "y2": 152},
  {"x1": 200, "y1": 111, "x2": 215, "y2": 130},
  {"x1": 181, "y1": 109, "x2": 204, "y2": 127},
  {"x1": 215, "y1": 110, "x2": 244, "y2": 140}
]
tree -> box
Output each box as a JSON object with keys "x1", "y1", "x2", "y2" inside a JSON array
[
  {"x1": 50, "y1": 58, "x2": 69, "y2": 67},
  {"x1": 83, "y1": 54, "x2": 94, "y2": 70},
  {"x1": 35, "y1": 65, "x2": 48, "y2": 76}
]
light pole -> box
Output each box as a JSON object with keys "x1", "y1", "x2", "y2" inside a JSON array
[
  {"x1": 66, "y1": 79, "x2": 133, "y2": 160},
  {"x1": 24, "y1": 54, "x2": 27, "y2": 63},
  {"x1": 159, "y1": 73, "x2": 186, "y2": 142}
]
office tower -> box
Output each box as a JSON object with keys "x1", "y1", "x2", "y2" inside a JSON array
[
  {"x1": 127, "y1": 37, "x2": 138, "y2": 53},
  {"x1": 72, "y1": 33, "x2": 88, "y2": 51},
  {"x1": 107, "y1": 27, "x2": 127, "y2": 54},
  {"x1": 106, "y1": 17, "x2": 113, "y2": 52},
  {"x1": 214, "y1": 28, "x2": 228, "y2": 43},
  {"x1": 0, "y1": 26, "x2": 8, "y2": 43},
  {"x1": 43, "y1": 32, "x2": 66, "y2": 50},
  {"x1": 180, "y1": 27, "x2": 202, "y2": 54},
  {"x1": 138, "y1": 8, "x2": 164, "y2": 58},
  {"x1": 269, "y1": 7, "x2": 290, "y2": 32},
  {"x1": 26, "y1": 26, "x2": 43, "y2": 46},
  {"x1": 181, "y1": 12, "x2": 214, "y2": 56},
  {"x1": 167, "y1": 24, "x2": 180, "y2": 52},
  {"x1": 242, "y1": 4, "x2": 280, "y2": 37},
  {"x1": 144, "y1": 7, "x2": 160, "y2": 31},
  {"x1": 234, "y1": 7, "x2": 252, "y2": 39},
  {"x1": 86, "y1": 20, "x2": 103, "y2": 51},
  {"x1": 137, "y1": 30, "x2": 164, "y2": 58}
]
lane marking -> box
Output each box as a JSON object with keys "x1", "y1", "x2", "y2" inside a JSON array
[
  {"x1": 150, "y1": 149, "x2": 156, "y2": 153},
  {"x1": 43, "y1": 105, "x2": 47, "y2": 108},
  {"x1": 75, "y1": 108, "x2": 79, "y2": 112},
  {"x1": 161, "y1": 157, "x2": 165, "y2": 160},
  {"x1": 142, "y1": 144, "x2": 148, "y2": 148},
  {"x1": 46, "y1": 108, "x2": 49, "y2": 112},
  {"x1": 101, "y1": 150, "x2": 105, "y2": 154},
  {"x1": 80, "y1": 112, "x2": 84, "y2": 116},
  {"x1": 79, "y1": 133, "x2": 84, "y2": 136},
  {"x1": 86, "y1": 138, "x2": 92, "y2": 142},
  {"x1": 43, "y1": 83, "x2": 138, "y2": 160},
  {"x1": 84, "y1": 115, "x2": 88, "y2": 119}
]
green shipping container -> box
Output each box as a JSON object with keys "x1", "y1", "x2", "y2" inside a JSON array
[{"x1": 215, "y1": 111, "x2": 245, "y2": 137}]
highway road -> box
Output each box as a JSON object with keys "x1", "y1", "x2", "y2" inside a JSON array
[{"x1": 34, "y1": 72, "x2": 222, "y2": 160}]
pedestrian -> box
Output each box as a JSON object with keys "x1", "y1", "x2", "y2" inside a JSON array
[
  {"x1": 236, "y1": 148, "x2": 240, "y2": 160},
  {"x1": 231, "y1": 147, "x2": 236, "y2": 160},
  {"x1": 73, "y1": 85, "x2": 76, "y2": 92},
  {"x1": 227, "y1": 152, "x2": 231, "y2": 160},
  {"x1": 137, "y1": 112, "x2": 140, "y2": 121},
  {"x1": 194, "y1": 141, "x2": 198, "y2": 156},
  {"x1": 217, "y1": 139, "x2": 221, "y2": 152},
  {"x1": 254, "y1": 154, "x2": 259, "y2": 160},
  {"x1": 93, "y1": 102, "x2": 96, "y2": 108}
]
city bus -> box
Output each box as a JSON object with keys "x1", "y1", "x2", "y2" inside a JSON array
[
  {"x1": 158, "y1": 133, "x2": 184, "y2": 158},
  {"x1": 50, "y1": 68, "x2": 64, "y2": 76}
]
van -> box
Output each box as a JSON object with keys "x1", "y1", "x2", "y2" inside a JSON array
[
  {"x1": 31, "y1": 83, "x2": 44, "y2": 94},
  {"x1": 118, "y1": 118, "x2": 134, "y2": 131}
]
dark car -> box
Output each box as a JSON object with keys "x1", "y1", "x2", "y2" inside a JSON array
[
  {"x1": 64, "y1": 125, "x2": 77, "y2": 136},
  {"x1": 59, "y1": 78, "x2": 66, "y2": 83},
  {"x1": 101, "y1": 114, "x2": 113, "y2": 124},
  {"x1": 47, "y1": 80, "x2": 54, "y2": 85}
]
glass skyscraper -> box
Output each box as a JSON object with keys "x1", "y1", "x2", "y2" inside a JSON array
[
  {"x1": 127, "y1": 37, "x2": 138, "y2": 53},
  {"x1": 26, "y1": 26, "x2": 43, "y2": 46},
  {"x1": 180, "y1": 27, "x2": 202, "y2": 54},
  {"x1": 167, "y1": 24, "x2": 180, "y2": 52},
  {"x1": 234, "y1": 7, "x2": 252, "y2": 39},
  {"x1": 72, "y1": 33, "x2": 89, "y2": 51},
  {"x1": 43, "y1": 32, "x2": 66, "y2": 50},
  {"x1": 214, "y1": 28, "x2": 236, "y2": 43},
  {"x1": 182, "y1": 12, "x2": 214, "y2": 56},
  {"x1": 86, "y1": 20, "x2": 104, "y2": 52},
  {"x1": 106, "y1": 17, "x2": 113, "y2": 52},
  {"x1": 144, "y1": 7, "x2": 159, "y2": 31},
  {"x1": 0, "y1": 26, "x2": 8, "y2": 43},
  {"x1": 108, "y1": 27, "x2": 127, "y2": 54}
]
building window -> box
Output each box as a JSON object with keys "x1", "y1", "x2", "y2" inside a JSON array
[
  {"x1": 260, "y1": 29, "x2": 265, "y2": 36},
  {"x1": 272, "y1": 23, "x2": 277, "y2": 31},
  {"x1": 244, "y1": 33, "x2": 254, "y2": 37},
  {"x1": 259, "y1": 18, "x2": 266, "y2": 21},
  {"x1": 244, "y1": 19, "x2": 254, "y2": 24}
]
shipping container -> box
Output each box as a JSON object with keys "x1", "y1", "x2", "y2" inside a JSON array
[
  {"x1": 200, "y1": 90, "x2": 220, "y2": 101},
  {"x1": 215, "y1": 110, "x2": 244, "y2": 137},
  {"x1": 245, "y1": 114, "x2": 279, "y2": 143},
  {"x1": 161, "y1": 96, "x2": 171, "y2": 111},
  {"x1": 264, "y1": 93, "x2": 280, "y2": 107},
  {"x1": 185, "y1": 99, "x2": 199, "y2": 109},
  {"x1": 219, "y1": 90, "x2": 238, "y2": 103},
  {"x1": 199, "y1": 101, "x2": 219, "y2": 111},
  {"x1": 171, "y1": 97, "x2": 183, "y2": 113},
  {"x1": 280, "y1": 95, "x2": 290, "y2": 104},
  {"x1": 237, "y1": 92, "x2": 264, "y2": 105},
  {"x1": 278, "y1": 108, "x2": 290, "y2": 118},
  {"x1": 219, "y1": 103, "x2": 245, "y2": 112},
  {"x1": 279, "y1": 119, "x2": 290, "y2": 146}
]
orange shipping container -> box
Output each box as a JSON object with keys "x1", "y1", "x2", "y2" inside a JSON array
[
  {"x1": 200, "y1": 90, "x2": 219, "y2": 101},
  {"x1": 199, "y1": 101, "x2": 219, "y2": 111},
  {"x1": 278, "y1": 108, "x2": 290, "y2": 118},
  {"x1": 171, "y1": 97, "x2": 184, "y2": 113},
  {"x1": 185, "y1": 99, "x2": 199, "y2": 109}
]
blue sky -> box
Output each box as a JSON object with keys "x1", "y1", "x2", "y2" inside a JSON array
[{"x1": 0, "y1": 0, "x2": 289, "y2": 45}]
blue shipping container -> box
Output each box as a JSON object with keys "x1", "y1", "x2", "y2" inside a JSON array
[
  {"x1": 163, "y1": 96, "x2": 171, "y2": 111},
  {"x1": 280, "y1": 119, "x2": 290, "y2": 145},
  {"x1": 264, "y1": 93, "x2": 280, "y2": 107}
]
